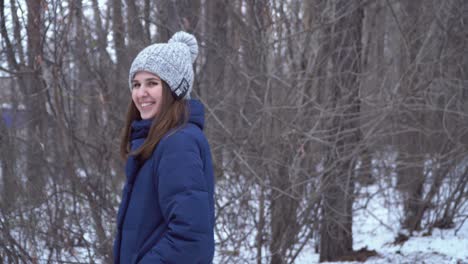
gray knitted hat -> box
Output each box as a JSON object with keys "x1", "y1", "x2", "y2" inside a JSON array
[{"x1": 128, "y1": 31, "x2": 198, "y2": 100}]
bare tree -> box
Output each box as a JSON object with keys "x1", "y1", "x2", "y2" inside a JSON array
[{"x1": 319, "y1": 0, "x2": 364, "y2": 261}]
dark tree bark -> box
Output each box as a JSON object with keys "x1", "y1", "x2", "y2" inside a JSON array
[
  {"x1": 201, "y1": 0, "x2": 227, "y2": 182},
  {"x1": 144, "y1": 0, "x2": 151, "y2": 42},
  {"x1": 394, "y1": 0, "x2": 448, "y2": 232},
  {"x1": 176, "y1": 0, "x2": 201, "y2": 33},
  {"x1": 112, "y1": 0, "x2": 126, "y2": 73},
  {"x1": 125, "y1": 0, "x2": 146, "y2": 58},
  {"x1": 0, "y1": 111, "x2": 18, "y2": 209},
  {"x1": 111, "y1": 0, "x2": 129, "y2": 118},
  {"x1": 157, "y1": 0, "x2": 179, "y2": 41},
  {"x1": 319, "y1": 0, "x2": 364, "y2": 261},
  {"x1": 25, "y1": 0, "x2": 48, "y2": 203}
]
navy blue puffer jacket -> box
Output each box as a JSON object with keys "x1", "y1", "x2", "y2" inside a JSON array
[{"x1": 113, "y1": 100, "x2": 215, "y2": 264}]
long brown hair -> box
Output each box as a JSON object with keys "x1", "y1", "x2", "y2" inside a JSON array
[{"x1": 120, "y1": 81, "x2": 188, "y2": 161}]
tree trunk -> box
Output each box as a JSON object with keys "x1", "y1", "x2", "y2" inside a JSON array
[
  {"x1": 157, "y1": 0, "x2": 179, "y2": 41},
  {"x1": 202, "y1": 0, "x2": 227, "y2": 179},
  {"x1": 25, "y1": 0, "x2": 47, "y2": 203},
  {"x1": 319, "y1": 0, "x2": 363, "y2": 261},
  {"x1": 395, "y1": 0, "x2": 452, "y2": 232},
  {"x1": 125, "y1": 0, "x2": 146, "y2": 58}
]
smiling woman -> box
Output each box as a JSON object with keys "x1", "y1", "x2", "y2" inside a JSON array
[
  {"x1": 114, "y1": 32, "x2": 215, "y2": 264},
  {"x1": 131, "y1": 72, "x2": 164, "y2": 120}
]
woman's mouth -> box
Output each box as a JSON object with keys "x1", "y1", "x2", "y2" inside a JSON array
[{"x1": 140, "y1": 102, "x2": 155, "y2": 109}]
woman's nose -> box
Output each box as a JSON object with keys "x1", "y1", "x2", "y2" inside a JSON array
[{"x1": 136, "y1": 86, "x2": 148, "y2": 97}]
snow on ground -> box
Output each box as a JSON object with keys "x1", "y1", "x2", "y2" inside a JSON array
[{"x1": 295, "y1": 183, "x2": 468, "y2": 264}]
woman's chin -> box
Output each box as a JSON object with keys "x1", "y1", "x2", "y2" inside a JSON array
[{"x1": 139, "y1": 110, "x2": 158, "y2": 120}]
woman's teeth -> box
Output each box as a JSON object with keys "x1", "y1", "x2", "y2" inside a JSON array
[{"x1": 141, "y1": 102, "x2": 154, "y2": 107}]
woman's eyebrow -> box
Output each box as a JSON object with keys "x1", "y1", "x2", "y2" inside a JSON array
[
  {"x1": 144, "y1": 78, "x2": 160, "y2": 82},
  {"x1": 132, "y1": 78, "x2": 160, "y2": 82}
]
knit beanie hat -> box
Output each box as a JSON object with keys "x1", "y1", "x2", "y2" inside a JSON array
[{"x1": 128, "y1": 31, "x2": 198, "y2": 100}]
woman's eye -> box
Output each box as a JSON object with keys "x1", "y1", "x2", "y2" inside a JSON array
[
  {"x1": 149, "y1": 82, "x2": 158, "y2": 86},
  {"x1": 132, "y1": 83, "x2": 140, "y2": 89}
]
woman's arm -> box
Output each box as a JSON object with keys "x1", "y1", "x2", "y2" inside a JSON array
[{"x1": 139, "y1": 132, "x2": 213, "y2": 264}]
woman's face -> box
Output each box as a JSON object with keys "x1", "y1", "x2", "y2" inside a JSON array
[{"x1": 131, "y1": 71, "x2": 164, "y2": 120}]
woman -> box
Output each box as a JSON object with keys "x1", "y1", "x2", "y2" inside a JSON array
[{"x1": 113, "y1": 31, "x2": 215, "y2": 264}]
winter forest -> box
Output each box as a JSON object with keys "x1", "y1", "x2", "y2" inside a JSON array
[{"x1": 0, "y1": 0, "x2": 467, "y2": 263}]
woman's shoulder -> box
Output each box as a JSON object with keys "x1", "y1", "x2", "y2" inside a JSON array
[{"x1": 158, "y1": 123, "x2": 207, "y2": 154}]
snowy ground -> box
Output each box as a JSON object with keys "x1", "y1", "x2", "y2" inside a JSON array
[{"x1": 295, "y1": 184, "x2": 468, "y2": 264}]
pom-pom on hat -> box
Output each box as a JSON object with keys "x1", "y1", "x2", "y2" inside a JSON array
[{"x1": 128, "y1": 31, "x2": 199, "y2": 100}]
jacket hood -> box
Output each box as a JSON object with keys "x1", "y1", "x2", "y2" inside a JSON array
[{"x1": 187, "y1": 99, "x2": 204, "y2": 130}]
